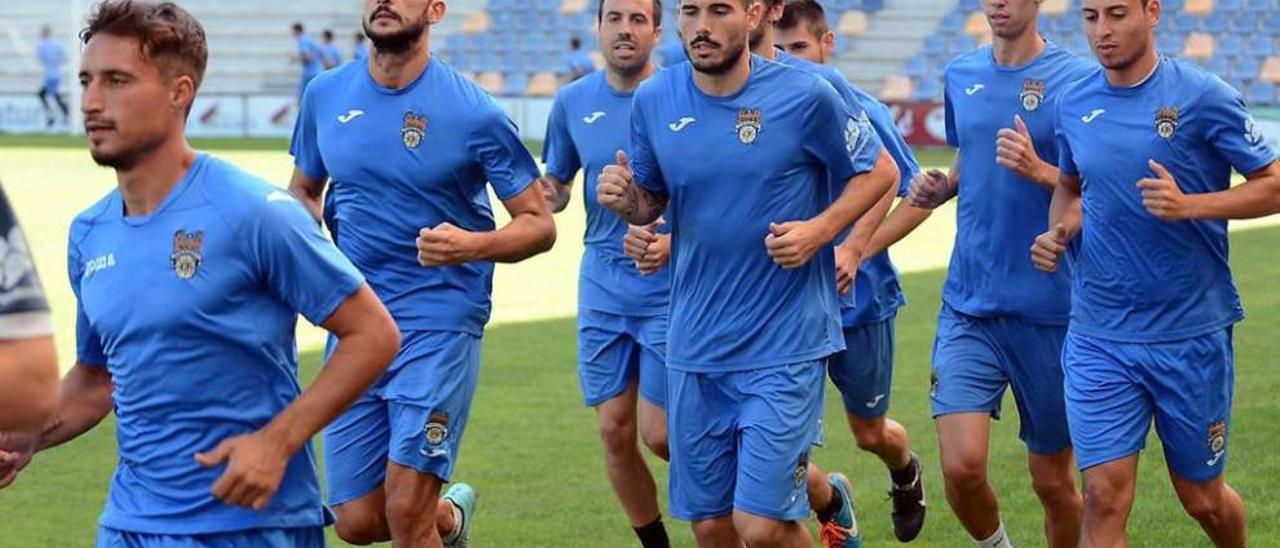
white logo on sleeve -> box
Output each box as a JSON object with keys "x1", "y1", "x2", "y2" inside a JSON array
[
  {"x1": 1081, "y1": 109, "x2": 1106, "y2": 123},
  {"x1": 337, "y1": 109, "x2": 364, "y2": 124},
  {"x1": 583, "y1": 111, "x2": 606, "y2": 124},
  {"x1": 964, "y1": 83, "x2": 985, "y2": 96},
  {"x1": 1245, "y1": 117, "x2": 1264, "y2": 146},
  {"x1": 668, "y1": 116, "x2": 696, "y2": 132}
]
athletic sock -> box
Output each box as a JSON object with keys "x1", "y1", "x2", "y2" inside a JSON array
[
  {"x1": 634, "y1": 516, "x2": 670, "y2": 548},
  {"x1": 815, "y1": 482, "x2": 845, "y2": 524},
  {"x1": 974, "y1": 522, "x2": 1013, "y2": 548}
]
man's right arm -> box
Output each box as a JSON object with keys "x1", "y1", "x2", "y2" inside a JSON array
[
  {"x1": 0, "y1": 337, "x2": 58, "y2": 432},
  {"x1": 35, "y1": 363, "x2": 114, "y2": 451},
  {"x1": 288, "y1": 168, "x2": 327, "y2": 224}
]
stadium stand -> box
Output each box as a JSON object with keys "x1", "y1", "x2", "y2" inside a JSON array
[{"x1": 0, "y1": 0, "x2": 1275, "y2": 105}]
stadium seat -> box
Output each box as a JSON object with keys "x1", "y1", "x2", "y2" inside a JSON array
[
  {"x1": 838, "y1": 10, "x2": 869, "y2": 36},
  {"x1": 958, "y1": 0, "x2": 982, "y2": 12},
  {"x1": 913, "y1": 77, "x2": 942, "y2": 102},
  {"x1": 1042, "y1": 0, "x2": 1069, "y2": 16},
  {"x1": 1260, "y1": 56, "x2": 1280, "y2": 83},
  {"x1": 526, "y1": 71, "x2": 559, "y2": 97},
  {"x1": 940, "y1": 11, "x2": 967, "y2": 34},
  {"x1": 904, "y1": 54, "x2": 929, "y2": 79},
  {"x1": 503, "y1": 71, "x2": 531, "y2": 96},
  {"x1": 879, "y1": 74, "x2": 914, "y2": 102},
  {"x1": 1158, "y1": 31, "x2": 1186, "y2": 54},
  {"x1": 1204, "y1": 11, "x2": 1228, "y2": 33},
  {"x1": 1183, "y1": 0, "x2": 1214, "y2": 15},
  {"x1": 477, "y1": 71, "x2": 504, "y2": 95},
  {"x1": 964, "y1": 12, "x2": 989, "y2": 36},
  {"x1": 1237, "y1": 56, "x2": 1262, "y2": 81},
  {"x1": 1218, "y1": 34, "x2": 1243, "y2": 58},
  {"x1": 462, "y1": 10, "x2": 492, "y2": 36},
  {"x1": 1250, "y1": 81, "x2": 1276, "y2": 105},
  {"x1": 1184, "y1": 32, "x2": 1215, "y2": 60}
]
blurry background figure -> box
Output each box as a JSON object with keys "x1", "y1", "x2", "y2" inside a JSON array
[
  {"x1": 292, "y1": 22, "x2": 323, "y2": 101},
  {"x1": 353, "y1": 32, "x2": 369, "y2": 64},
  {"x1": 321, "y1": 29, "x2": 342, "y2": 69},
  {"x1": 564, "y1": 36, "x2": 595, "y2": 82},
  {"x1": 35, "y1": 25, "x2": 69, "y2": 129}
]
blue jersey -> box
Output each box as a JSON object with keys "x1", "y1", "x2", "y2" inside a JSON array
[
  {"x1": 35, "y1": 38, "x2": 64, "y2": 81},
  {"x1": 1056, "y1": 57, "x2": 1275, "y2": 342},
  {"x1": 943, "y1": 42, "x2": 1096, "y2": 324},
  {"x1": 657, "y1": 41, "x2": 686, "y2": 67},
  {"x1": 776, "y1": 51, "x2": 920, "y2": 326},
  {"x1": 68, "y1": 154, "x2": 363, "y2": 534},
  {"x1": 543, "y1": 71, "x2": 669, "y2": 316},
  {"x1": 566, "y1": 51, "x2": 596, "y2": 76},
  {"x1": 321, "y1": 44, "x2": 343, "y2": 68},
  {"x1": 354, "y1": 42, "x2": 369, "y2": 63},
  {"x1": 290, "y1": 59, "x2": 540, "y2": 335},
  {"x1": 630, "y1": 56, "x2": 882, "y2": 371},
  {"x1": 298, "y1": 35, "x2": 324, "y2": 78}
]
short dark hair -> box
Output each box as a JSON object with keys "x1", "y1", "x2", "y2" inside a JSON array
[
  {"x1": 322, "y1": 29, "x2": 334, "y2": 40},
  {"x1": 570, "y1": 36, "x2": 582, "y2": 49},
  {"x1": 292, "y1": 22, "x2": 303, "y2": 33},
  {"x1": 597, "y1": 0, "x2": 664, "y2": 28},
  {"x1": 81, "y1": 1, "x2": 208, "y2": 91},
  {"x1": 777, "y1": 0, "x2": 829, "y2": 37}
]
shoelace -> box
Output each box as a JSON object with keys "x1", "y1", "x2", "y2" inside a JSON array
[{"x1": 819, "y1": 519, "x2": 850, "y2": 547}]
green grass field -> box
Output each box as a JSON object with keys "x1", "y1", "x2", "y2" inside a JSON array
[{"x1": 0, "y1": 141, "x2": 1277, "y2": 546}]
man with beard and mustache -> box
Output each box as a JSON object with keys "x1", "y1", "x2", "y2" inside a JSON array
[
  {"x1": 753, "y1": 1, "x2": 931, "y2": 544},
  {"x1": 1032, "y1": 0, "x2": 1280, "y2": 545},
  {"x1": 597, "y1": 1, "x2": 896, "y2": 545},
  {"x1": 288, "y1": 1, "x2": 556, "y2": 546},
  {"x1": 902, "y1": 0, "x2": 1095, "y2": 545},
  {"x1": 540, "y1": 1, "x2": 673, "y2": 546},
  {"x1": 0, "y1": 2, "x2": 402, "y2": 546}
]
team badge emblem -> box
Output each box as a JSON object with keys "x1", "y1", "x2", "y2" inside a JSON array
[
  {"x1": 401, "y1": 111, "x2": 428, "y2": 149},
  {"x1": 169, "y1": 230, "x2": 203, "y2": 280},
  {"x1": 736, "y1": 108, "x2": 762, "y2": 145},
  {"x1": 1155, "y1": 106, "x2": 1179, "y2": 139},
  {"x1": 1207, "y1": 420, "x2": 1227, "y2": 453},
  {"x1": 1245, "y1": 117, "x2": 1264, "y2": 146},
  {"x1": 422, "y1": 411, "x2": 450, "y2": 457},
  {"x1": 1020, "y1": 78, "x2": 1046, "y2": 112}
]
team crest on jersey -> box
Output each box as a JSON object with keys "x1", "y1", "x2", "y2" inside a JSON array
[
  {"x1": 1155, "y1": 106, "x2": 1179, "y2": 139},
  {"x1": 735, "y1": 108, "x2": 762, "y2": 145},
  {"x1": 1245, "y1": 117, "x2": 1264, "y2": 146},
  {"x1": 401, "y1": 111, "x2": 428, "y2": 149},
  {"x1": 1020, "y1": 78, "x2": 1046, "y2": 112},
  {"x1": 422, "y1": 411, "x2": 450, "y2": 457},
  {"x1": 1207, "y1": 420, "x2": 1227, "y2": 453},
  {"x1": 169, "y1": 230, "x2": 203, "y2": 280}
]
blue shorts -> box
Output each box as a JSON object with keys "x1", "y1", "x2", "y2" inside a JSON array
[
  {"x1": 40, "y1": 76, "x2": 59, "y2": 94},
  {"x1": 930, "y1": 304, "x2": 1071, "y2": 455},
  {"x1": 323, "y1": 330, "x2": 481, "y2": 505},
  {"x1": 828, "y1": 316, "x2": 896, "y2": 419},
  {"x1": 668, "y1": 361, "x2": 825, "y2": 522},
  {"x1": 96, "y1": 526, "x2": 323, "y2": 548},
  {"x1": 1063, "y1": 329, "x2": 1234, "y2": 483},
  {"x1": 577, "y1": 308, "x2": 667, "y2": 408}
]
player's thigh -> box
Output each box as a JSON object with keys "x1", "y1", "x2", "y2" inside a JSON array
[
  {"x1": 1062, "y1": 332, "x2": 1152, "y2": 473},
  {"x1": 735, "y1": 361, "x2": 825, "y2": 522},
  {"x1": 1004, "y1": 321, "x2": 1072, "y2": 455},
  {"x1": 1146, "y1": 328, "x2": 1235, "y2": 483},
  {"x1": 935, "y1": 412, "x2": 993, "y2": 480},
  {"x1": 384, "y1": 330, "x2": 482, "y2": 483},
  {"x1": 323, "y1": 393, "x2": 391, "y2": 506},
  {"x1": 667, "y1": 369, "x2": 738, "y2": 522},
  {"x1": 931, "y1": 306, "x2": 1008, "y2": 418},
  {"x1": 578, "y1": 309, "x2": 641, "y2": 408},
  {"x1": 829, "y1": 316, "x2": 896, "y2": 419}
]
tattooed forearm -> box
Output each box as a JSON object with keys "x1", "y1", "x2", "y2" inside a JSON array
[{"x1": 622, "y1": 184, "x2": 667, "y2": 226}]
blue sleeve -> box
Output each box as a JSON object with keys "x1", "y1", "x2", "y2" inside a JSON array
[
  {"x1": 1055, "y1": 97, "x2": 1079, "y2": 178},
  {"x1": 541, "y1": 95, "x2": 581, "y2": 182},
  {"x1": 67, "y1": 238, "x2": 106, "y2": 365},
  {"x1": 863, "y1": 100, "x2": 920, "y2": 196},
  {"x1": 829, "y1": 78, "x2": 886, "y2": 175},
  {"x1": 289, "y1": 84, "x2": 328, "y2": 182},
  {"x1": 630, "y1": 94, "x2": 667, "y2": 197},
  {"x1": 944, "y1": 80, "x2": 959, "y2": 148},
  {"x1": 248, "y1": 193, "x2": 365, "y2": 326},
  {"x1": 469, "y1": 106, "x2": 541, "y2": 200},
  {"x1": 803, "y1": 78, "x2": 876, "y2": 183},
  {"x1": 1202, "y1": 76, "x2": 1277, "y2": 176}
]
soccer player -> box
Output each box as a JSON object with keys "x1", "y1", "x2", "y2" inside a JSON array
[
  {"x1": 35, "y1": 25, "x2": 70, "y2": 128},
  {"x1": 540, "y1": 1, "x2": 673, "y2": 546},
  {"x1": 566, "y1": 36, "x2": 597, "y2": 81},
  {"x1": 291, "y1": 22, "x2": 323, "y2": 100},
  {"x1": 1031, "y1": 0, "x2": 1280, "y2": 544},
  {"x1": 597, "y1": 1, "x2": 897, "y2": 545},
  {"x1": 0, "y1": 3, "x2": 401, "y2": 546},
  {"x1": 353, "y1": 32, "x2": 370, "y2": 64},
  {"x1": 0, "y1": 183, "x2": 57, "y2": 432},
  {"x1": 321, "y1": 29, "x2": 343, "y2": 69},
  {"x1": 770, "y1": 1, "x2": 932, "y2": 543},
  {"x1": 288, "y1": 1, "x2": 556, "y2": 546},
  {"x1": 906, "y1": 0, "x2": 1095, "y2": 546}
]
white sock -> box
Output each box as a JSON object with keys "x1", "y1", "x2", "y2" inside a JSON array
[
  {"x1": 974, "y1": 522, "x2": 1013, "y2": 548},
  {"x1": 442, "y1": 500, "x2": 463, "y2": 543}
]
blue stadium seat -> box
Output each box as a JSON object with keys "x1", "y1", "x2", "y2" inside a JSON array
[
  {"x1": 1158, "y1": 31, "x2": 1185, "y2": 54},
  {"x1": 913, "y1": 77, "x2": 942, "y2": 101},
  {"x1": 1236, "y1": 56, "x2": 1262, "y2": 81},
  {"x1": 1162, "y1": 0, "x2": 1186, "y2": 11},
  {"x1": 1204, "y1": 11, "x2": 1228, "y2": 33},
  {"x1": 923, "y1": 34, "x2": 948, "y2": 56},
  {"x1": 1228, "y1": 12, "x2": 1256, "y2": 34},
  {"x1": 861, "y1": 0, "x2": 885, "y2": 12},
  {"x1": 503, "y1": 71, "x2": 530, "y2": 96},
  {"x1": 1248, "y1": 35, "x2": 1275, "y2": 57},
  {"x1": 1268, "y1": 11, "x2": 1280, "y2": 34},
  {"x1": 1219, "y1": 35, "x2": 1244, "y2": 58},
  {"x1": 1175, "y1": 15, "x2": 1202, "y2": 33},
  {"x1": 1246, "y1": 0, "x2": 1275, "y2": 14},
  {"x1": 949, "y1": 35, "x2": 976, "y2": 55},
  {"x1": 904, "y1": 54, "x2": 928, "y2": 78},
  {"x1": 1217, "y1": 0, "x2": 1244, "y2": 10},
  {"x1": 1250, "y1": 82, "x2": 1276, "y2": 105},
  {"x1": 1205, "y1": 55, "x2": 1230, "y2": 77},
  {"x1": 940, "y1": 12, "x2": 967, "y2": 33},
  {"x1": 958, "y1": 0, "x2": 981, "y2": 12}
]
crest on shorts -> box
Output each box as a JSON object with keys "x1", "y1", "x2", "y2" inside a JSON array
[
  {"x1": 1155, "y1": 106, "x2": 1179, "y2": 139},
  {"x1": 422, "y1": 411, "x2": 450, "y2": 457},
  {"x1": 401, "y1": 111, "x2": 428, "y2": 149},
  {"x1": 1020, "y1": 78, "x2": 1046, "y2": 112},
  {"x1": 169, "y1": 230, "x2": 203, "y2": 280},
  {"x1": 735, "y1": 108, "x2": 762, "y2": 145},
  {"x1": 1207, "y1": 420, "x2": 1227, "y2": 453}
]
